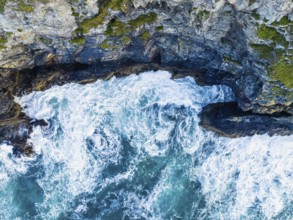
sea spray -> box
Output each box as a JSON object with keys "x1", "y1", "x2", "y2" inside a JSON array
[{"x1": 0, "y1": 70, "x2": 290, "y2": 219}]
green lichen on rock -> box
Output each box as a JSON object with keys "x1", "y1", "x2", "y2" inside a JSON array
[
  {"x1": 99, "y1": 39, "x2": 115, "y2": 50},
  {"x1": 99, "y1": 11, "x2": 157, "y2": 47},
  {"x1": 268, "y1": 56, "x2": 293, "y2": 88},
  {"x1": 74, "y1": 1, "x2": 155, "y2": 36},
  {"x1": 107, "y1": 0, "x2": 130, "y2": 12},
  {"x1": 6, "y1": 32, "x2": 12, "y2": 37},
  {"x1": 271, "y1": 16, "x2": 293, "y2": 26},
  {"x1": 76, "y1": 0, "x2": 131, "y2": 34},
  {"x1": 19, "y1": 0, "x2": 34, "y2": 13},
  {"x1": 155, "y1": 26, "x2": 163, "y2": 31},
  {"x1": 104, "y1": 17, "x2": 132, "y2": 46},
  {"x1": 0, "y1": 0, "x2": 7, "y2": 13},
  {"x1": 121, "y1": 35, "x2": 131, "y2": 45},
  {"x1": 9, "y1": 0, "x2": 49, "y2": 13},
  {"x1": 252, "y1": 21, "x2": 292, "y2": 89},
  {"x1": 251, "y1": 10, "x2": 260, "y2": 20},
  {"x1": 250, "y1": 44, "x2": 275, "y2": 60},
  {"x1": 73, "y1": 27, "x2": 84, "y2": 36},
  {"x1": 251, "y1": 43, "x2": 292, "y2": 88},
  {"x1": 271, "y1": 86, "x2": 293, "y2": 100},
  {"x1": 140, "y1": 31, "x2": 150, "y2": 41},
  {"x1": 39, "y1": 37, "x2": 46, "y2": 43},
  {"x1": 39, "y1": 36, "x2": 53, "y2": 44},
  {"x1": 257, "y1": 24, "x2": 288, "y2": 48},
  {"x1": 128, "y1": 12, "x2": 157, "y2": 29},
  {"x1": 70, "y1": 37, "x2": 85, "y2": 46},
  {"x1": 72, "y1": 11, "x2": 79, "y2": 18},
  {"x1": 0, "y1": 32, "x2": 11, "y2": 49},
  {"x1": 0, "y1": 35, "x2": 7, "y2": 49},
  {"x1": 105, "y1": 17, "x2": 131, "y2": 37},
  {"x1": 197, "y1": 10, "x2": 210, "y2": 21},
  {"x1": 78, "y1": 14, "x2": 104, "y2": 34}
]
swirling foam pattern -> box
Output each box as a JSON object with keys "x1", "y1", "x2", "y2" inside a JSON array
[{"x1": 0, "y1": 71, "x2": 291, "y2": 219}]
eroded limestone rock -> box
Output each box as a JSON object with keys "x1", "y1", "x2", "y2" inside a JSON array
[{"x1": 0, "y1": 0, "x2": 292, "y2": 150}]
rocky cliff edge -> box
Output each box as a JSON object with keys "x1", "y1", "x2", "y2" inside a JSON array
[{"x1": 0, "y1": 0, "x2": 292, "y2": 153}]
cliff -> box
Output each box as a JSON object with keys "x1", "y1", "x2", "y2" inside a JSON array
[{"x1": 0, "y1": 0, "x2": 292, "y2": 153}]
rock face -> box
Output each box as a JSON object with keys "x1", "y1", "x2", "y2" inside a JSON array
[
  {"x1": 200, "y1": 102, "x2": 293, "y2": 138},
  {"x1": 0, "y1": 0, "x2": 292, "y2": 152}
]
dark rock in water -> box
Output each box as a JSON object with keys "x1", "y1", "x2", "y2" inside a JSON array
[
  {"x1": 0, "y1": 115, "x2": 30, "y2": 151},
  {"x1": 0, "y1": 116, "x2": 47, "y2": 156},
  {"x1": 0, "y1": 66, "x2": 46, "y2": 155},
  {"x1": 200, "y1": 102, "x2": 293, "y2": 138}
]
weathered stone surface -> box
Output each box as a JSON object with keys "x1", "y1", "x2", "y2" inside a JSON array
[
  {"x1": 0, "y1": 0, "x2": 291, "y2": 114},
  {"x1": 200, "y1": 102, "x2": 293, "y2": 137},
  {"x1": 0, "y1": 116, "x2": 29, "y2": 147},
  {"x1": 0, "y1": 0, "x2": 292, "y2": 151}
]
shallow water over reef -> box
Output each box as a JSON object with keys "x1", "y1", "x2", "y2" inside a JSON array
[{"x1": 0, "y1": 71, "x2": 292, "y2": 219}]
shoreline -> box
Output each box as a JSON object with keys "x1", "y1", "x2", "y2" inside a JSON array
[{"x1": 0, "y1": 62, "x2": 292, "y2": 155}]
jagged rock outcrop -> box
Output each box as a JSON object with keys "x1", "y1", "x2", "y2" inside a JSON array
[
  {"x1": 0, "y1": 0, "x2": 292, "y2": 152},
  {"x1": 200, "y1": 102, "x2": 293, "y2": 137}
]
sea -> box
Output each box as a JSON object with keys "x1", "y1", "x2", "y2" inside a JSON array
[{"x1": 0, "y1": 70, "x2": 292, "y2": 219}]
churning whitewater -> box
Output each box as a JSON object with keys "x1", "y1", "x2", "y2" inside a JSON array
[{"x1": 0, "y1": 71, "x2": 292, "y2": 219}]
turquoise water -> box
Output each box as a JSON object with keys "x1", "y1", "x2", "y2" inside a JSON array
[{"x1": 0, "y1": 71, "x2": 292, "y2": 219}]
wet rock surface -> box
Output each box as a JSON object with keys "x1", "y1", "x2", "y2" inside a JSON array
[
  {"x1": 200, "y1": 102, "x2": 293, "y2": 137},
  {"x1": 0, "y1": 0, "x2": 292, "y2": 152}
]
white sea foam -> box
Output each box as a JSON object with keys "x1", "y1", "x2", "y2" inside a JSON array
[
  {"x1": 0, "y1": 143, "x2": 35, "y2": 186},
  {"x1": 14, "y1": 70, "x2": 234, "y2": 218},
  {"x1": 0, "y1": 143, "x2": 37, "y2": 219},
  {"x1": 2, "y1": 70, "x2": 290, "y2": 219},
  {"x1": 195, "y1": 135, "x2": 293, "y2": 219}
]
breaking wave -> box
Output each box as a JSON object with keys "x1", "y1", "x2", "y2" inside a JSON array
[{"x1": 0, "y1": 70, "x2": 291, "y2": 219}]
